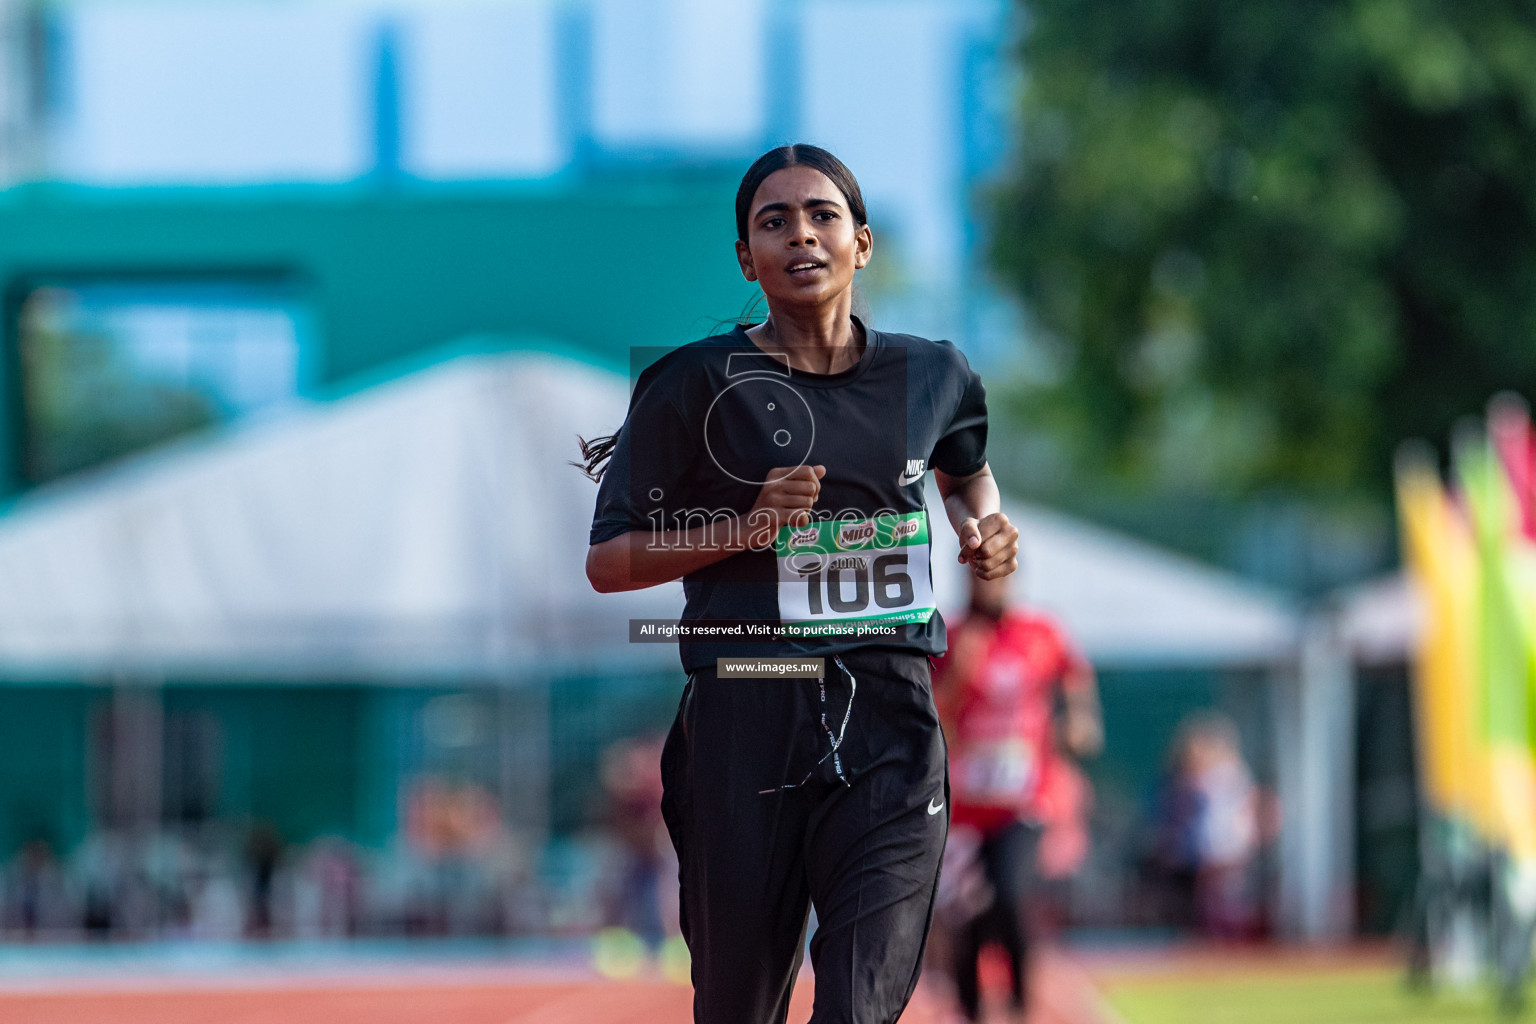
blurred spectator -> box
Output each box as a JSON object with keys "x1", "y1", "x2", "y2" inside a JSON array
[
  {"x1": 245, "y1": 821, "x2": 283, "y2": 938},
  {"x1": 1151, "y1": 712, "x2": 1266, "y2": 938},
  {"x1": 291, "y1": 836, "x2": 362, "y2": 938},
  {"x1": 932, "y1": 573, "x2": 1102, "y2": 1023},
  {"x1": 3, "y1": 839, "x2": 73, "y2": 939},
  {"x1": 187, "y1": 856, "x2": 245, "y2": 942},
  {"x1": 406, "y1": 777, "x2": 502, "y2": 860},
  {"x1": 72, "y1": 831, "x2": 128, "y2": 938},
  {"x1": 0, "y1": 788, "x2": 622, "y2": 946},
  {"x1": 597, "y1": 735, "x2": 676, "y2": 952},
  {"x1": 402, "y1": 775, "x2": 524, "y2": 935}
]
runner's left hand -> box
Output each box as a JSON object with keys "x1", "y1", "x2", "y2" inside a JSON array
[{"x1": 956, "y1": 512, "x2": 1018, "y2": 580}]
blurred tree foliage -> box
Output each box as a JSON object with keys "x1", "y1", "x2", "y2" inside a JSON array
[{"x1": 992, "y1": 0, "x2": 1536, "y2": 496}]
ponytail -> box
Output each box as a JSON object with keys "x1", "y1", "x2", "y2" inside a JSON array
[{"x1": 571, "y1": 432, "x2": 618, "y2": 483}]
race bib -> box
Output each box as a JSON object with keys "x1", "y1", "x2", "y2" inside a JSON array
[
  {"x1": 953, "y1": 737, "x2": 1040, "y2": 806},
  {"x1": 775, "y1": 511, "x2": 936, "y2": 637}
]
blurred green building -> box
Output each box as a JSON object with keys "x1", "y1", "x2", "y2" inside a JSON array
[{"x1": 0, "y1": 175, "x2": 752, "y2": 862}]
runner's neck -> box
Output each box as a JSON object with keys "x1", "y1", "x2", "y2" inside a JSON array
[{"x1": 746, "y1": 313, "x2": 866, "y2": 375}]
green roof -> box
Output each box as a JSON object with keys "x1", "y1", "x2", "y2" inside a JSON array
[{"x1": 0, "y1": 176, "x2": 759, "y2": 495}]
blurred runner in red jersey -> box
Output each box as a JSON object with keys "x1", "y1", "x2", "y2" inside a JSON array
[{"x1": 932, "y1": 572, "x2": 1101, "y2": 1023}]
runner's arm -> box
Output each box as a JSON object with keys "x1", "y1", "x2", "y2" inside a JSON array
[
  {"x1": 586, "y1": 519, "x2": 753, "y2": 593},
  {"x1": 1061, "y1": 663, "x2": 1104, "y2": 757},
  {"x1": 587, "y1": 464, "x2": 825, "y2": 592},
  {"x1": 934, "y1": 462, "x2": 1019, "y2": 580}
]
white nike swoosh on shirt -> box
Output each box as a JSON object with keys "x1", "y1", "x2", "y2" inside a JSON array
[
  {"x1": 927, "y1": 798, "x2": 944, "y2": 815},
  {"x1": 898, "y1": 470, "x2": 926, "y2": 486}
]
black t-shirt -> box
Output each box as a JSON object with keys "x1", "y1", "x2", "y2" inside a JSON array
[{"x1": 589, "y1": 319, "x2": 988, "y2": 673}]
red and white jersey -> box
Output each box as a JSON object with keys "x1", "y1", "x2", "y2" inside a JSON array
[{"x1": 934, "y1": 610, "x2": 1089, "y2": 834}]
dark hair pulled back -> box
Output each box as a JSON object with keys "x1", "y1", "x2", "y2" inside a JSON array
[
  {"x1": 734, "y1": 144, "x2": 868, "y2": 243},
  {"x1": 577, "y1": 145, "x2": 866, "y2": 485}
]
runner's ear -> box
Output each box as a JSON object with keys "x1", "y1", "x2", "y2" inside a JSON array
[{"x1": 735, "y1": 238, "x2": 758, "y2": 282}]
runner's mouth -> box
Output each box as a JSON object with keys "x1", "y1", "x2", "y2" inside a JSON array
[{"x1": 787, "y1": 260, "x2": 826, "y2": 275}]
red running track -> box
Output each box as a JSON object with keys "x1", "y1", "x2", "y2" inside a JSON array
[{"x1": 0, "y1": 949, "x2": 1110, "y2": 1024}]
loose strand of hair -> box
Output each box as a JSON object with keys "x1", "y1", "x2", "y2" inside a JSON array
[
  {"x1": 736, "y1": 289, "x2": 767, "y2": 327},
  {"x1": 570, "y1": 432, "x2": 618, "y2": 483},
  {"x1": 700, "y1": 289, "x2": 767, "y2": 337}
]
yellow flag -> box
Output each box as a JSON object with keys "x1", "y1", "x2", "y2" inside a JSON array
[{"x1": 1396, "y1": 450, "x2": 1490, "y2": 838}]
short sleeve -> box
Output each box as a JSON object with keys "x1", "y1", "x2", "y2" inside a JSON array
[
  {"x1": 928, "y1": 348, "x2": 988, "y2": 477},
  {"x1": 588, "y1": 366, "x2": 698, "y2": 545}
]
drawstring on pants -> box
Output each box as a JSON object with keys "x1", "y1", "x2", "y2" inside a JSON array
[{"x1": 759, "y1": 655, "x2": 857, "y2": 794}]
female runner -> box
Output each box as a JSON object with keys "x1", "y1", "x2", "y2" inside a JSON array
[{"x1": 581, "y1": 143, "x2": 1018, "y2": 1024}]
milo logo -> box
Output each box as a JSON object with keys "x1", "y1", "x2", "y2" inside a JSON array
[
  {"x1": 835, "y1": 521, "x2": 875, "y2": 549},
  {"x1": 788, "y1": 526, "x2": 820, "y2": 548},
  {"x1": 891, "y1": 518, "x2": 921, "y2": 542}
]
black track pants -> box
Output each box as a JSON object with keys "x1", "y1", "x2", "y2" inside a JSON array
[
  {"x1": 659, "y1": 647, "x2": 949, "y2": 1024},
  {"x1": 952, "y1": 820, "x2": 1040, "y2": 1020}
]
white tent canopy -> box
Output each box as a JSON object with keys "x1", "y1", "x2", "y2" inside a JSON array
[
  {"x1": 0, "y1": 345, "x2": 1297, "y2": 680},
  {"x1": 1336, "y1": 572, "x2": 1419, "y2": 665},
  {"x1": 0, "y1": 345, "x2": 682, "y2": 680},
  {"x1": 928, "y1": 495, "x2": 1297, "y2": 668}
]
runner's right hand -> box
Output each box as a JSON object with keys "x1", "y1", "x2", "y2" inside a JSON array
[{"x1": 746, "y1": 465, "x2": 825, "y2": 547}]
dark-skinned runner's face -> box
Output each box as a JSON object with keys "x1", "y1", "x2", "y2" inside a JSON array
[{"x1": 734, "y1": 164, "x2": 872, "y2": 318}]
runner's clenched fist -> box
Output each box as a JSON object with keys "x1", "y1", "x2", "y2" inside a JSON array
[
  {"x1": 746, "y1": 464, "x2": 825, "y2": 547},
  {"x1": 957, "y1": 511, "x2": 1018, "y2": 580}
]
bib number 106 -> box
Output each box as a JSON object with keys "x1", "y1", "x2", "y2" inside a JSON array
[{"x1": 801, "y1": 553, "x2": 915, "y2": 614}]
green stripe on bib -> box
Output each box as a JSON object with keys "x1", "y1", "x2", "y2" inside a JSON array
[{"x1": 774, "y1": 510, "x2": 929, "y2": 558}]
